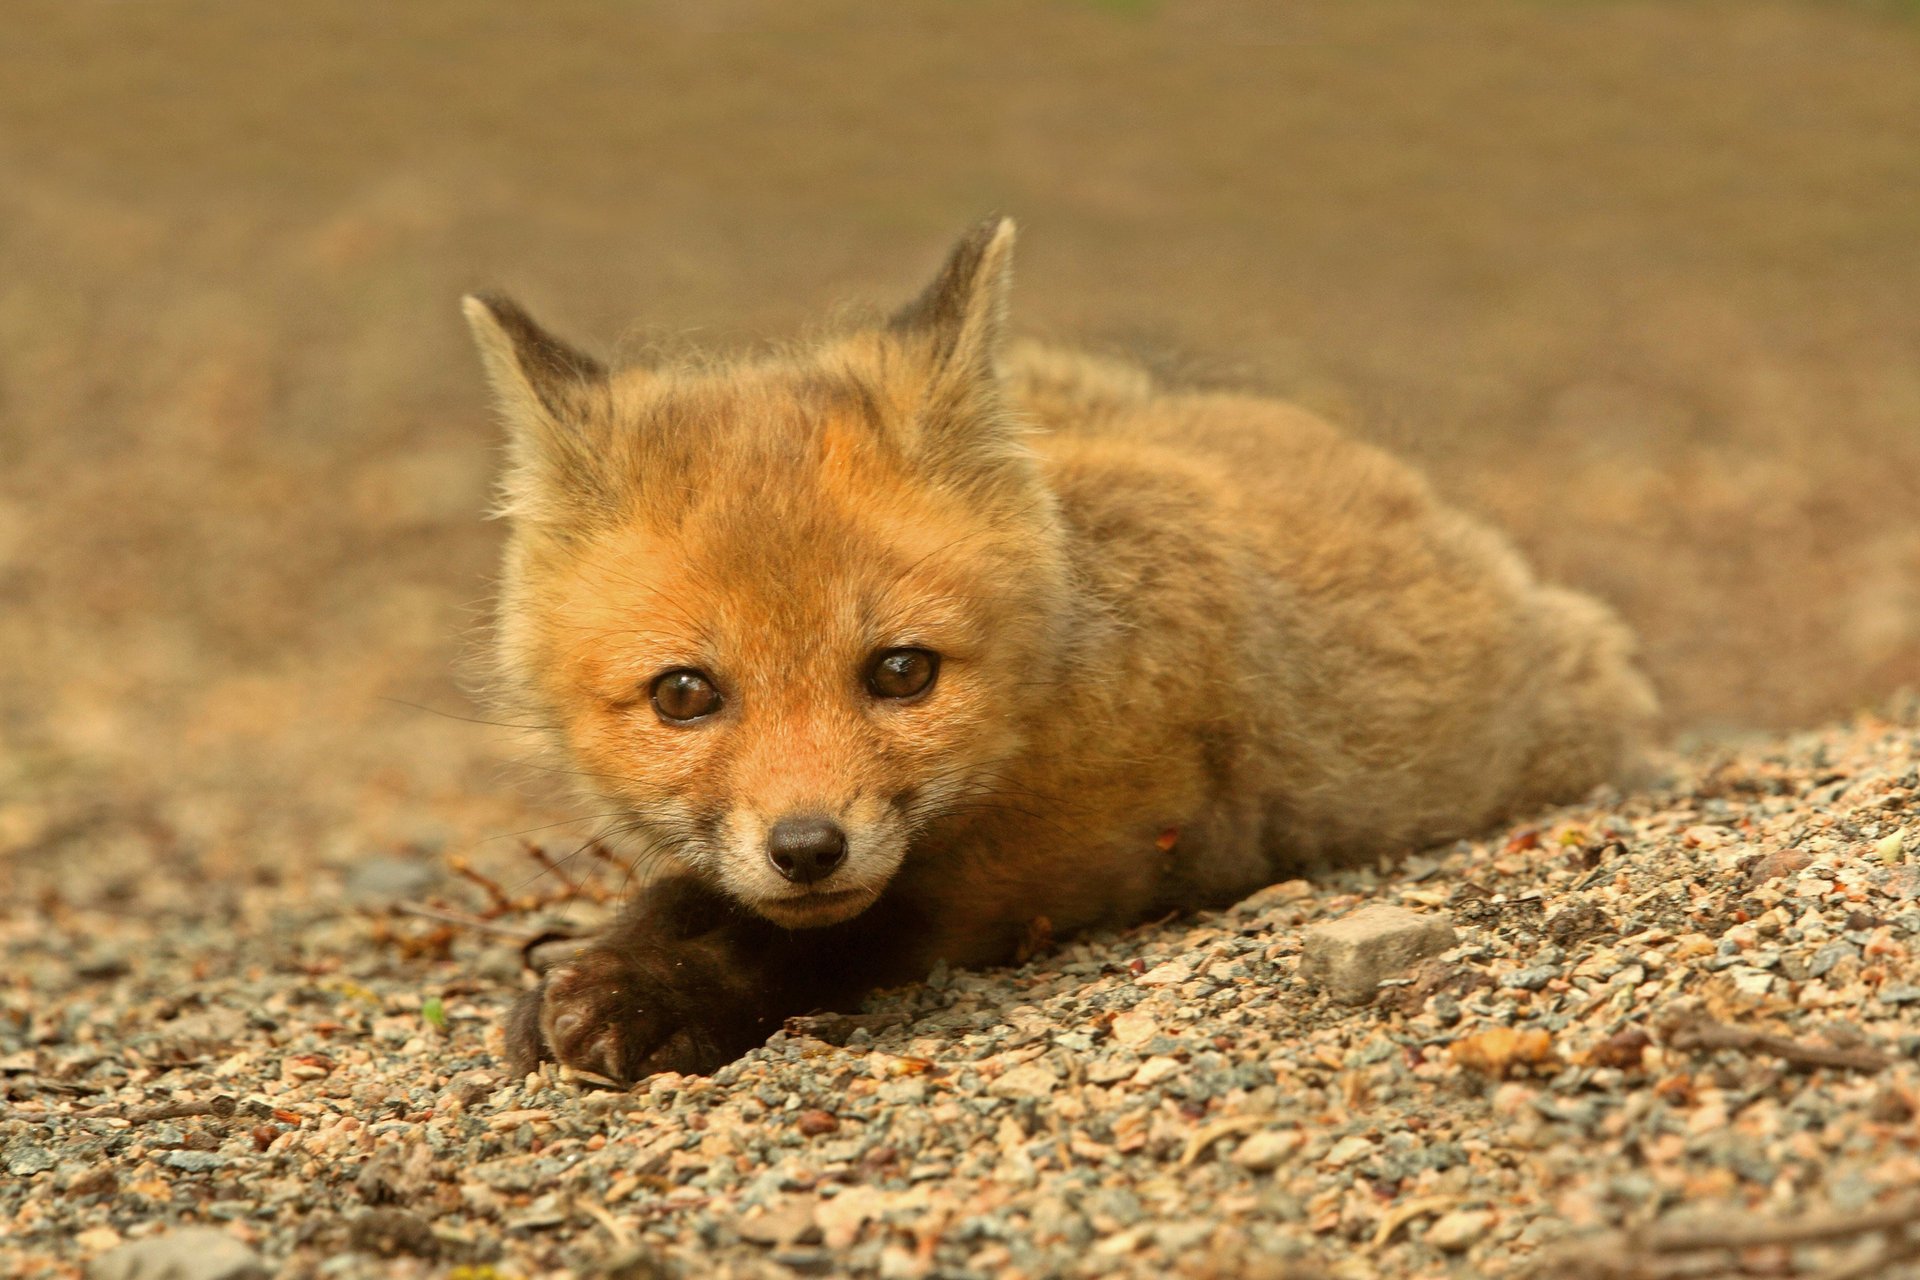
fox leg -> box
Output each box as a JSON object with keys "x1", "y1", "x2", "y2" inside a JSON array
[{"x1": 504, "y1": 875, "x2": 914, "y2": 1084}]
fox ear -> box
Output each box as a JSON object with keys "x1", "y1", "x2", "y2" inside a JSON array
[
  {"x1": 889, "y1": 216, "x2": 1016, "y2": 386},
  {"x1": 462, "y1": 293, "x2": 612, "y2": 524},
  {"x1": 462, "y1": 293, "x2": 606, "y2": 423}
]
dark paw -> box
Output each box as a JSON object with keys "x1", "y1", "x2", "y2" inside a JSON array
[{"x1": 504, "y1": 948, "x2": 731, "y2": 1085}]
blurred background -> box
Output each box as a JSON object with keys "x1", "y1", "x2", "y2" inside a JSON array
[{"x1": 3, "y1": 0, "x2": 1918, "y2": 906}]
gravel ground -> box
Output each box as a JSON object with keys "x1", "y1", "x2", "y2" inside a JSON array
[{"x1": 7, "y1": 709, "x2": 1920, "y2": 1279}]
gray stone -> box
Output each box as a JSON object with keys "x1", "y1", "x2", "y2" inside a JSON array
[
  {"x1": 1806, "y1": 941, "x2": 1855, "y2": 978},
  {"x1": 1300, "y1": 905, "x2": 1457, "y2": 1004},
  {"x1": 85, "y1": 1228, "x2": 268, "y2": 1280},
  {"x1": 343, "y1": 853, "x2": 441, "y2": 904},
  {"x1": 5, "y1": 1143, "x2": 56, "y2": 1177},
  {"x1": 158, "y1": 1150, "x2": 231, "y2": 1173},
  {"x1": 1502, "y1": 966, "x2": 1559, "y2": 992},
  {"x1": 467, "y1": 1152, "x2": 571, "y2": 1192}
]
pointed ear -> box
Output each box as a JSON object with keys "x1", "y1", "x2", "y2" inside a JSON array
[
  {"x1": 462, "y1": 292, "x2": 606, "y2": 422},
  {"x1": 889, "y1": 216, "x2": 1016, "y2": 382},
  {"x1": 462, "y1": 293, "x2": 613, "y2": 526}
]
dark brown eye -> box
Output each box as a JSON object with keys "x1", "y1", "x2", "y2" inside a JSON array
[
  {"x1": 650, "y1": 669, "x2": 722, "y2": 722},
  {"x1": 867, "y1": 648, "x2": 939, "y2": 700}
]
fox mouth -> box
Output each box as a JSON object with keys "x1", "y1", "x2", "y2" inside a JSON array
[{"x1": 753, "y1": 885, "x2": 876, "y2": 927}]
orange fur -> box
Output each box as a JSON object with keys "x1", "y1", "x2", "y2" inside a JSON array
[{"x1": 466, "y1": 218, "x2": 1658, "y2": 983}]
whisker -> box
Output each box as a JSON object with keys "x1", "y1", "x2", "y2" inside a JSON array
[
  {"x1": 378, "y1": 695, "x2": 555, "y2": 733},
  {"x1": 477, "y1": 813, "x2": 639, "y2": 844}
]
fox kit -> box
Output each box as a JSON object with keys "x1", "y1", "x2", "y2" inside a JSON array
[{"x1": 464, "y1": 218, "x2": 1658, "y2": 1084}]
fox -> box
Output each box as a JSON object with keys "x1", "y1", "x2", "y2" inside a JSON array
[{"x1": 462, "y1": 217, "x2": 1659, "y2": 1085}]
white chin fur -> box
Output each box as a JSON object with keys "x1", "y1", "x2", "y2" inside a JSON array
[{"x1": 750, "y1": 888, "x2": 878, "y2": 928}]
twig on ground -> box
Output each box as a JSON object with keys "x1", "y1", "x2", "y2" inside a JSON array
[
  {"x1": 1638, "y1": 1200, "x2": 1920, "y2": 1252},
  {"x1": 1176, "y1": 1113, "x2": 1269, "y2": 1168},
  {"x1": 1529, "y1": 1198, "x2": 1920, "y2": 1279},
  {"x1": 1815, "y1": 1229, "x2": 1920, "y2": 1280},
  {"x1": 1663, "y1": 1013, "x2": 1889, "y2": 1074},
  {"x1": 79, "y1": 1095, "x2": 237, "y2": 1124},
  {"x1": 445, "y1": 855, "x2": 515, "y2": 915},
  {"x1": 392, "y1": 901, "x2": 534, "y2": 940},
  {"x1": 523, "y1": 841, "x2": 582, "y2": 897},
  {"x1": 575, "y1": 1194, "x2": 636, "y2": 1248},
  {"x1": 1367, "y1": 1196, "x2": 1462, "y2": 1253}
]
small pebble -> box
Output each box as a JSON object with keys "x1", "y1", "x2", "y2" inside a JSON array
[
  {"x1": 85, "y1": 1228, "x2": 268, "y2": 1280},
  {"x1": 1428, "y1": 1209, "x2": 1496, "y2": 1253},
  {"x1": 794, "y1": 1109, "x2": 840, "y2": 1136},
  {"x1": 1231, "y1": 1129, "x2": 1304, "y2": 1172},
  {"x1": 1301, "y1": 905, "x2": 1457, "y2": 1004}
]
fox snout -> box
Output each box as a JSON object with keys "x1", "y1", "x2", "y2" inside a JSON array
[
  {"x1": 714, "y1": 795, "x2": 909, "y2": 928},
  {"x1": 764, "y1": 815, "x2": 848, "y2": 885}
]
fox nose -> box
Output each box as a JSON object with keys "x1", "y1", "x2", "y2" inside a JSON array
[{"x1": 766, "y1": 816, "x2": 848, "y2": 885}]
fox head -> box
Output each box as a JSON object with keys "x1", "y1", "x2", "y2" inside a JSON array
[{"x1": 466, "y1": 219, "x2": 1071, "y2": 927}]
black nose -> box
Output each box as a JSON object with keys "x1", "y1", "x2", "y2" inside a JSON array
[{"x1": 766, "y1": 816, "x2": 848, "y2": 884}]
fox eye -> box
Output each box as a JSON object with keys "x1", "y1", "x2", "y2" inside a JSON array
[
  {"x1": 650, "y1": 669, "x2": 722, "y2": 722},
  {"x1": 867, "y1": 648, "x2": 939, "y2": 700}
]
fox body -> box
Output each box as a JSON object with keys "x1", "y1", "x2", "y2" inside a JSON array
[{"x1": 465, "y1": 219, "x2": 1658, "y2": 1083}]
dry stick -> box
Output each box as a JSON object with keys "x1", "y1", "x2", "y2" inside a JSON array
[
  {"x1": 523, "y1": 841, "x2": 581, "y2": 896},
  {"x1": 393, "y1": 901, "x2": 536, "y2": 941},
  {"x1": 1635, "y1": 1199, "x2": 1920, "y2": 1252},
  {"x1": 576, "y1": 840, "x2": 621, "y2": 902},
  {"x1": 1539, "y1": 1246, "x2": 1763, "y2": 1280},
  {"x1": 1815, "y1": 1229, "x2": 1920, "y2": 1280},
  {"x1": 81, "y1": 1096, "x2": 237, "y2": 1123},
  {"x1": 1175, "y1": 1113, "x2": 1269, "y2": 1169},
  {"x1": 575, "y1": 1195, "x2": 636, "y2": 1249},
  {"x1": 445, "y1": 855, "x2": 515, "y2": 915},
  {"x1": 1664, "y1": 1016, "x2": 1889, "y2": 1074},
  {"x1": 1532, "y1": 1199, "x2": 1920, "y2": 1280},
  {"x1": 1366, "y1": 1195, "x2": 1462, "y2": 1254},
  {"x1": 568, "y1": 841, "x2": 621, "y2": 904}
]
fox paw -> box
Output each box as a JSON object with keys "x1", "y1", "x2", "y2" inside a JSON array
[{"x1": 505, "y1": 948, "x2": 730, "y2": 1086}]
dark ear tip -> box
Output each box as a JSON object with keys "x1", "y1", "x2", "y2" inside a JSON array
[
  {"x1": 461, "y1": 294, "x2": 513, "y2": 340},
  {"x1": 462, "y1": 293, "x2": 606, "y2": 384},
  {"x1": 889, "y1": 215, "x2": 1020, "y2": 337},
  {"x1": 462, "y1": 291, "x2": 527, "y2": 329}
]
